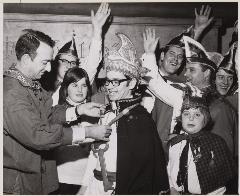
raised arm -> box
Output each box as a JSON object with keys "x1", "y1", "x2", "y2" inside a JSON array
[
  {"x1": 193, "y1": 5, "x2": 214, "y2": 40},
  {"x1": 142, "y1": 28, "x2": 183, "y2": 107},
  {"x1": 81, "y1": 3, "x2": 111, "y2": 84}
]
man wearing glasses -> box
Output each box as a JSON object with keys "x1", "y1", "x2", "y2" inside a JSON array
[
  {"x1": 80, "y1": 33, "x2": 169, "y2": 195},
  {"x1": 43, "y1": 3, "x2": 111, "y2": 106}
]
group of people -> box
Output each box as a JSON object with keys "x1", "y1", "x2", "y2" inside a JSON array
[{"x1": 3, "y1": 3, "x2": 238, "y2": 195}]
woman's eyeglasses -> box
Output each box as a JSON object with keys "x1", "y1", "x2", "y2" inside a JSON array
[{"x1": 104, "y1": 79, "x2": 130, "y2": 87}]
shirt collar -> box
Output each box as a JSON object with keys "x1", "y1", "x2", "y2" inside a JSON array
[{"x1": 4, "y1": 66, "x2": 41, "y2": 90}]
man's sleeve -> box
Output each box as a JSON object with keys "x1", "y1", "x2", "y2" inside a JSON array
[
  {"x1": 141, "y1": 53, "x2": 183, "y2": 108},
  {"x1": 4, "y1": 89, "x2": 73, "y2": 151}
]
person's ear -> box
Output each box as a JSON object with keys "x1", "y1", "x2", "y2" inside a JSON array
[
  {"x1": 21, "y1": 54, "x2": 32, "y2": 65},
  {"x1": 160, "y1": 52, "x2": 165, "y2": 61},
  {"x1": 128, "y1": 78, "x2": 137, "y2": 90},
  {"x1": 204, "y1": 69, "x2": 211, "y2": 80}
]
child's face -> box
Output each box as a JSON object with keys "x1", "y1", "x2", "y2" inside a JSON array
[
  {"x1": 182, "y1": 108, "x2": 205, "y2": 134},
  {"x1": 67, "y1": 78, "x2": 88, "y2": 103}
]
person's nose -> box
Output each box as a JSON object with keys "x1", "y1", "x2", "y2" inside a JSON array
[
  {"x1": 222, "y1": 77, "x2": 228, "y2": 85},
  {"x1": 45, "y1": 62, "x2": 51, "y2": 72},
  {"x1": 77, "y1": 85, "x2": 82, "y2": 92},
  {"x1": 189, "y1": 114, "x2": 194, "y2": 121},
  {"x1": 184, "y1": 70, "x2": 189, "y2": 77}
]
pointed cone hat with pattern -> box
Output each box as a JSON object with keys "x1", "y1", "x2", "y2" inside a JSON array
[
  {"x1": 165, "y1": 26, "x2": 193, "y2": 48},
  {"x1": 218, "y1": 42, "x2": 237, "y2": 75},
  {"x1": 105, "y1": 33, "x2": 149, "y2": 79},
  {"x1": 183, "y1": 35, "x2": 217, "y2": 71},
  {"x1": 56, "y1": 34, "x2": 78, "y2": 59}
]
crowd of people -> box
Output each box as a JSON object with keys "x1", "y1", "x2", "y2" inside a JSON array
[{"x1": 3, "y1": 3, "x2": 238, "y2": 195}]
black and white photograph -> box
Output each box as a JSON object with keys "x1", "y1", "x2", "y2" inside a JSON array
[{"x1": 3, "y1": 1, "x2": 238, "y2": 195}]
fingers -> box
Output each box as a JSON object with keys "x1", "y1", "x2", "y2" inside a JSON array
[
  {"x1": 200, "y1": 5, "x2": 204, "y2": 15},
  {"x1": 97, "y1": 2, "x2": 104, "y2": 13},
  {"x1": 204, "y1": 5, "x2": 211, "y2": 17},
  {"x1": 194, "y1": 8, "x2": 198, "y2": 17},
  {"x1": 207, "y1": 16, "x2": 214, "y2": 26},
  {"x1": 143, "y1": 31, "x2": 147, "y2": 42},
  {"x1": 91, "y1": 10, "x2": 94, "y2": 21},
  {"x1": 198, "y1": 4, "x2": 211, "y2": 17},
  {"x1": 144, "y1": 27, "x2": 156, "y2": 40},
  {"x1": 97, "y1": 2, "x2": 110, "y2": 16}
]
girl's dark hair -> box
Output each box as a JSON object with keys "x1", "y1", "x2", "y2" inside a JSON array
[{"x1": 58, "y1": 67, "x2": 92, "y2": 105}]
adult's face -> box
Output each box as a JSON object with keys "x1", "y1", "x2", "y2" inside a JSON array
[
  {"x1": 28, "y1": 42, "x2": 53, "y2": 80},
  {"x1": 57, "y1": 54, "x2": 78, "y2": 81},
  {"x1": 67, "y1": 78, "x2": 88, "y2": 103},
  {"x1": 161, "y1": 45, "x2": 184, "y2": 75},
  {"x1": 184, "y1": 62, "x2": 209, "y2": 89},
  {"x1": 215, "y1": 69, "x2": 234, "y2": 96},
  {"x1": 105, "y1": 70, "x2": 132, "y2": 101}
]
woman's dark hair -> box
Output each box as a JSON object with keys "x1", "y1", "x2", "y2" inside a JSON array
[{"x1": 58, "y1": 67, "x2": 92, "y2": 105}]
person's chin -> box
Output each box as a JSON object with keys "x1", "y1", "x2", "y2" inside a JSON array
[{"x1": 218, "y1": 87, "x2": 229, "y2": 95}]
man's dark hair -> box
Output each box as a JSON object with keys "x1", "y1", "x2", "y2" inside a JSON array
[{"x1": 15, "y1": 29, "x2": 55, "y2": 61}]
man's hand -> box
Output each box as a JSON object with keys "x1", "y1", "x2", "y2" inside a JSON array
[
  {"x1": 91, "y1": 2, "x2": 111, "y2": 39},
  {"x1": 85, "y1": 125, "x2": 112, "y2": 141},
  {"x1": 194, "y1": 5, "x2": 214, "y2": 32},
  {"x1": 143, "y1": 28, "x2": 159, "y2": 54},
  {"x1": 76, "y1": 102, "x2": 106, "y2": 117}
]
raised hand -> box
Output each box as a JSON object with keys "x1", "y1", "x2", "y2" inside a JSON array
[
  {"x1": 143, "y1": 28, "x2": 159, "y2": 54},
  {"x1": 194, "y1": 5, "x2": 214, "y2": 32},
  {"x1": 91, "y1": 2, "x2": 111, "y2": 39}
]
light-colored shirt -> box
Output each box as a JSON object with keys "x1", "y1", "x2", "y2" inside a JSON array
[{"x1": 81, "y1": 110, "x2": 117, "y2": 195}]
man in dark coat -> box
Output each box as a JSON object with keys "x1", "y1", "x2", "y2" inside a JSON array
[
  {"x1": 3, "y1": 29, "x2": 111, "y2": 194},
  {"x1": 80, "y1": 33, "x2": 169, "y2": 195}
]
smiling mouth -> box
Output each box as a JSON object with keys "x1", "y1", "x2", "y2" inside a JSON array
[
  {"x1": 219, "y1": 86, "x2": 229, "y2": 89},
  {"x1": 108, "y1": 91, "x2": 117, "y2": 95},
  {"x1": 170, "y1": 62, "x2": 178, "y2": 66}
]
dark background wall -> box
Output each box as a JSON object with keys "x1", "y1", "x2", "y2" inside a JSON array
[{"x1": 3, "y1": 2, "x2": 238, "y2": 72}]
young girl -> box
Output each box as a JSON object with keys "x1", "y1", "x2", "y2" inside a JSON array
[
  {"x1": 167, "y1": 95, "x2": 236, "y2": 195},
  {"x1": 54, "y1": 67, "x2": 99, "y2": 194}
]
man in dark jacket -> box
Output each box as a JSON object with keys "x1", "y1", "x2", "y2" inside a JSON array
[
  {"x1": 3, "y1": 29, "x2": 112, "y2": 194},
  {"x1": 80, "y1": 33, "x2": 169, "y2": 195}
]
